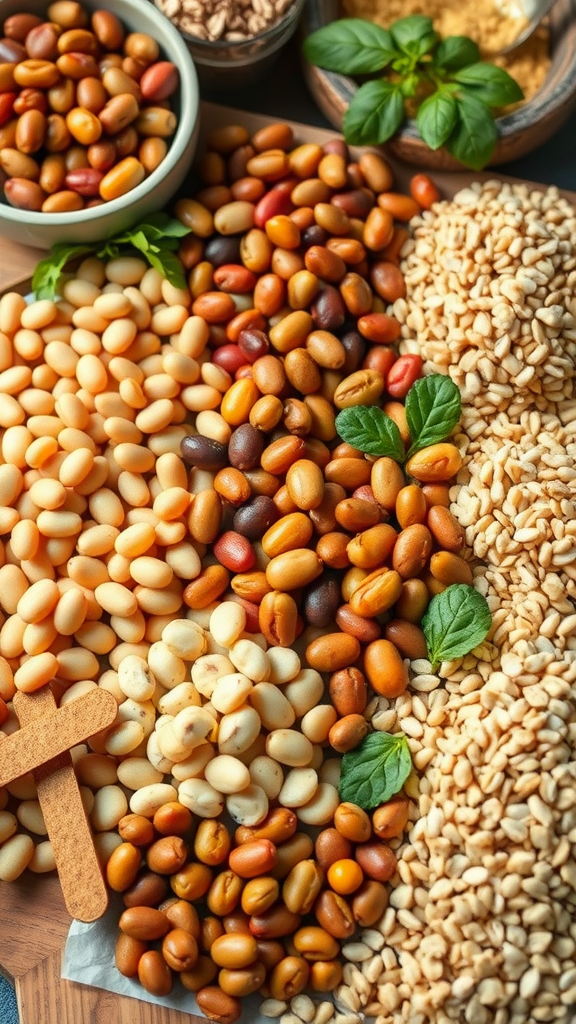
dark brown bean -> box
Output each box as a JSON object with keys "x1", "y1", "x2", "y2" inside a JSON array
[
  {"x1": 310, "y1": 284, "x2": 346, "y2": 330},
  {"x1": 181, "y1": 434, "x2": 229, "y2": 471},
  {"x1": 303, "y1": 572, "x2": 340, "y2": 627},
  {"x1": 227, "y1": 423, "x2": 264, "y2": 470},
  {"x1": 233, "y1": 495, "x2": 278, "y2": 540}
]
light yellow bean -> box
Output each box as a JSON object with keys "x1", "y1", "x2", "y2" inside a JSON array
[
  {"x1": 16, "y1": 799, "x2": 47, "y2": 835},
  {"x1": 0, "y1": 833, "x2": 35, "y2": 881},
  {"x1": 94, "y1": 581, "x2": 138, "y2": 617},
  {"x1": 56, "y1": 646, "x2": 100, "y2": 681},
  {"x1": 17, "y1": 578, "x2": 59, "y2": 624},
  {"x1": 14, "y1": 652, "x2": 59, "y2": 693},
  {"x1": 28, "y1": 841, "x2": 56, "y2": 873},
  {"x1": 0, "y1": 811, "x2": 18, "y2": 844},
  {"x1": 129, "y1": 782, "x2": 178, "y2": 818},
  {"x1": 10, "y1": 519, "x2": 40, "y2": 561},
  {"x1": 90, "y1": 784, "x2": 129, "y2": 830}
]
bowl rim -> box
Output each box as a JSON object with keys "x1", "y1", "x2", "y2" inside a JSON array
[
  {"x1": 158, "y1": 0, "x2": 306, "y2": 52},
  {"x1": 0, "y1": 0, "x2": 199, "y2": 228},
  {"x1": 302, "y1": 0, "x2": 576, "y2": 143}
]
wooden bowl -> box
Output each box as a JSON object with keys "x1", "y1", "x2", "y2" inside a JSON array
[{"x1": 301, "y1": 0, "x2": 576, "y2": 168}]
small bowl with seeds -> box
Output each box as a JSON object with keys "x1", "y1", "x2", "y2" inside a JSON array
[{"x1": 153, "y1": 0, "x2": 307, "y2": 91}]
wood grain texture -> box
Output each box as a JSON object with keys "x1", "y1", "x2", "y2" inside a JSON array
[
  {"x1": 17, "y1": 953, "x2": 200, "y2": 1024},
  {"x1": 301, "y1": 0, "x2": 576, "y2": 169},
  {"x1": 0, "y1": 101, "x2": 574, "y2": 1024}
]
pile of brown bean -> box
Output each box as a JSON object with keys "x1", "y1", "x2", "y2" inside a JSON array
[
  {"x1": 107, "y1": 630, "x2": 409, "y2": 1014},
  {"x1": 0, "y1": 120, "x2": 478, "y2": 1020},
  {"x1": 173, "y1": 122, "x2": 468, "y2": 684},
  {"x1": 0, "y1": 0, "x2": 179, "y2": 211}
]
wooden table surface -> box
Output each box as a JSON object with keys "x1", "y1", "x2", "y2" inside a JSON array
[{"x1": 0, "y1": 102, "x2": 574, "y2": 1024}]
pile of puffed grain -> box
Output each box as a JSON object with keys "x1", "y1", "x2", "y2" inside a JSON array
[{"x1": 327, "y1": 181, "x2": 576, "y2": 1024}]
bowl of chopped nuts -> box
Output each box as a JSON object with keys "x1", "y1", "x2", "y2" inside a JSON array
[{"x1": 153, "y1": 0, "x2": 306, "y2": 91}]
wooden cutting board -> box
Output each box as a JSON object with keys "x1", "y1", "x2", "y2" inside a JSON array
[{"x1": 0, "y1": 101, "x2": 574, "y2": 1024}]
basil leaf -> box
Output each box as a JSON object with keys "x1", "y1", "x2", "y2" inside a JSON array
[
  {"x1": 400, "y1": 71, "x2": 420, "y2": 98},
  {"x1": 335, "y1": 406, "x2": 405, "y2": 461},
  {"x1": 303, "y1": 19, "x2": 398, "y2": 75},
  {"x1": 416, "y1": 90, "x2": 458, "y2": 150},
  {"x1": 32, "y1": 216, "x2": 192, "y2": 301},
  {"x1": 453, "y1": 62, "x2": 524, "y2": 106},
  {"x1": 405, "y1": 374, "x2": 461, "y2": 456},
  {"x1": 339, "y1": 731, "x2": 412, "y2": 811},
  {"x1": 422, "y1": 584, "x2": 492, "y2": 671},
  {"x1": 446, "y1": 93, "x2": 497, "y2": 170},
  {"x1": 145, "y1": 247, "x2": 189, "y2": 289},
  {"x1": 143, "y1": 212, "x2": 191, "y2": 239},
  {"x1": 433, "y1": 35, "x2": 479, "y2": 70},
  {"x1": 129, "y1": 230, "x2": 151, "y2": 252},
  {"x1": 343, "y1": 80, "x2": 405, "y2": 146},
  {"x1": 390, "y1": 15, "x2": 435, "y2": 52},
  {"x1": 31, "y1": 243, "x2": 93, "y2": 300}
]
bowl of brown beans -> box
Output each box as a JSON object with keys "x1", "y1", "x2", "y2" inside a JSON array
[{"x1": 0, "y1": 0, "x2": 200, "y2": 249}]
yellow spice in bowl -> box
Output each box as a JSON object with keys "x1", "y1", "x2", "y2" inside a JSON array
[{"x1": 340, "y1": 0, "x2": 551, "y2": 105}]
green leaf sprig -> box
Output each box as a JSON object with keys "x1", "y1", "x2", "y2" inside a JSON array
[
  {"x1": 335, "y1": 373, "x2": 461, "y2": 462},
  {"x1": 422, "y1": 583, "x2": 492, "y2": 671},
  {"x1": 339, "y1": 730, "x2": 412, "y2": 810},
  {"x1": 31, "y1": 213, "x2": 192, "y2": 300},
  {"x1": 303, "y1": 16, "x2": 523, "y2": 169}
]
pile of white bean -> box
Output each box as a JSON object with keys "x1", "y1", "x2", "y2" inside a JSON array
[{"x1": 0, "y1": 597, "x2": 343, "y2": 880}]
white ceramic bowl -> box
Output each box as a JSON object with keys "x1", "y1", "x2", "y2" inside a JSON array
[{"x1": 0, "y1": 0, "x2": 200, "y2": 249}]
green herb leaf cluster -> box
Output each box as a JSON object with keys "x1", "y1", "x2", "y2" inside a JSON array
[
  {"x1": 339, "y1": 731, "x2": 412, "y2": 810},
  {"x1": 31, "y1": 213, "x2": 191, "y2": 300},
  {"x1": 303, "y1": 16, "x2": 523, "y2": 169},
  {"x1": 335, "y1": 373, "x2": 461, "y2": 462},
  {"x1": 422, "y1": 583, "x2": 492, "y2": 670}
]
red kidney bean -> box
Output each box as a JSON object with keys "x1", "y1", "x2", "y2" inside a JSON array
[
  {"x1": 385, "y1": 354, "x2": 424, "y2": 399},
  {"x1": 139, "y1": 61, "x2": 179, "y2": 102},
  {"x1": 0, "y1": 92, "x2": 16, "y2": 126},
  {"x1": 254, "y1": 187, "x2": 293, "y2": 228},
  {"x1": 212, "y1": 344, "x2": 247, "y2": 376},
  {"x1": 213, "y1": 531, "x2": 256, "y2": 573},
  {"x1": 65, "y1": 166, "x2": 104, "y2": 195},
  {"x1": 238, "y1": 329, "x2": 269, "y2": 363}
]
